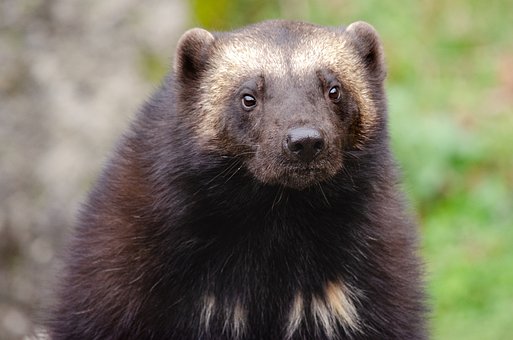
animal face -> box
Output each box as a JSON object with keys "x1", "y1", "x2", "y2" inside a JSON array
[{"x1": 174, "y1": 21, "x2": 386, "y2": 190}]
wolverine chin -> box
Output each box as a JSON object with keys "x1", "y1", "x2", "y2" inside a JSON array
[
  {"x1": 277, "y1": 166, "x2": 337, "y2": 190},
  {"x1": 249, "y1": 161, "x2": 339, "y2": 190}
]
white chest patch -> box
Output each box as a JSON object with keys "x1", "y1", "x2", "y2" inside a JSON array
[
  {"x1": 200, "y1": 280, "x2": 360, "y2": 339},
  {"x1": 286, "y1": 280, "x2": 360, "y2": 339},
  {"x1": 200, "y1": 294, "x2": 247, "y2": 339}
]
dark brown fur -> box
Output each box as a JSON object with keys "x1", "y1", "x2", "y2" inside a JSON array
[{"x1": 48, "y1": 20, "x2": 426, "y2": 339}]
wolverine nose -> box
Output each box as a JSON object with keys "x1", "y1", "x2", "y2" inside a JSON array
[{"x1": 285, "y1": 127, "x2": 325, "y2": 162}]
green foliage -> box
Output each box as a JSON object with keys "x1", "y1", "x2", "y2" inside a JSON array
[
  {"x1": 190, "y1": 0, "x2": 281, "y2": 29},
  {"x1": 189, "y1": 1, "x2": 513, "y2": 338}
]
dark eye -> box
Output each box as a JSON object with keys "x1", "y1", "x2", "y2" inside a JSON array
[
  {"x1": 242, "y1": 94, "x2": 257, "y2": 110},
  {"x1": 328, "y1": 86, "x2": 341, "y2": 102}
]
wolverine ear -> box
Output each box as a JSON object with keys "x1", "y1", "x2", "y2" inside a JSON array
[
  {"x1": 174, "y1": 28, "x2": 215, "y2": 82},
  {"x1": 345, "y1": 21, "x2": 386, "y2": 81}
]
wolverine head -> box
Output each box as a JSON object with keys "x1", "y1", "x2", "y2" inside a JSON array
[{"x1": 173, "y1": 20, "x2": 387, "y2": 190}]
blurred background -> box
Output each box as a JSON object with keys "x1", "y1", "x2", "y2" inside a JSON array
[{"x1": 1, "y1": 0, "x2": 511, "y2": 339}]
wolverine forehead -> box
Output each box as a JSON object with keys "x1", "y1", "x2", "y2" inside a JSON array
[{"x1": 211, "y1": 31, "x2": 350, "y2": 79}]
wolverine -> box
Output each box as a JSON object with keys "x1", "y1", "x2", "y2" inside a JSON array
[{"x1": 48, "y1": 20, "x2": 426, "y2": 339}]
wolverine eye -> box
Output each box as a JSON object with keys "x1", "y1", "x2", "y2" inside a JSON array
[
  {"x1": 242, "y1": 94, "x2": 257, "y2": 110},
  {"x1": 328, "y1": 86, "x2": 341, "y2": 102}
]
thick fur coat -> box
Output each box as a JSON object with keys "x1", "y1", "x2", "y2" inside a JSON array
[{"x1": 49, "y1": 20, "x2": 426, "y2": 339}]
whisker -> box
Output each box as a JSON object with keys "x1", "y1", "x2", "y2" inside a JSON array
[
  {"x1": 205, "y1": 160, "x2": 240, "y2": 185},
  {"x1": 341, "y1": 165, "x2": 356, "y2": 189},
  {"x1": 224, "y1": 163, "x2": 244, "y2": 184},
  {"x1": 271, "y1": 185, "x2": 285, "y2": 211},
  {"x1": 317, "y1": 182, "x2": 331, "y2": 207},
  {"x1": 234, "y1": 151, "x2": 257, "y2": 157},
  {"x1": 191, "y1": 159, "x2": 241, "y2": 197}
]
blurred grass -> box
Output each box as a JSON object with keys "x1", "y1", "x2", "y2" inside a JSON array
[{"x1": 154, "y1": 1, "x2": 513, "y2": 338}]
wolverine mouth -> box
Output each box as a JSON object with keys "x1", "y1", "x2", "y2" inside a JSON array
[
  {"x1": 246, "y1": 147, "x2": 342, "y2": 190},
  {"x1": 286, "y1": 165, "x2": 328, "y2": 178},
  {"x1": 280, "y1": 165, "x2": 334, "y2": 189},
  {"x1": 252, "y1": 159, "x2": 338, "y2": 190}
]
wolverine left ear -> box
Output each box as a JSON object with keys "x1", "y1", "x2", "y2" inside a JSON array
[
  {"x1": 345, "y1": 21, "x2": 386, "y2": 81},
  {"x1": 174, "y1": 28, "x2": 215, "y2": 82}
]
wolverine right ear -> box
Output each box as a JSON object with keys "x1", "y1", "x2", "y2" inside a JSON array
[
  {"x1": 174, "y1": 28, "x2": 215, "y2": 82},
  {"x1": 345, "y1": 21, "x2": 386, "y2": 82}
]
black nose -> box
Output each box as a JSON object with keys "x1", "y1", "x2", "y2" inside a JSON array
[{"x1": 285, "y1": 127, "x2": 325, "y2": 162}]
